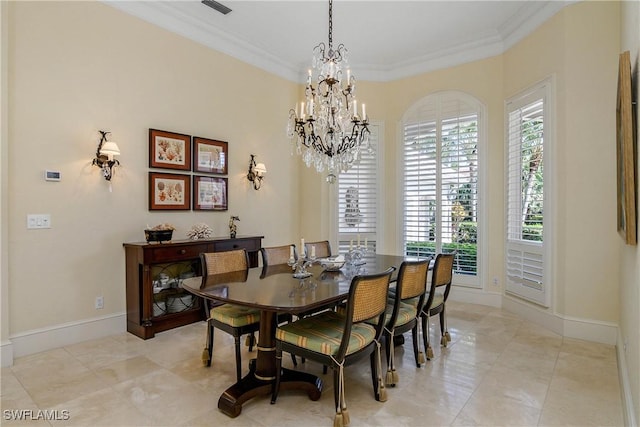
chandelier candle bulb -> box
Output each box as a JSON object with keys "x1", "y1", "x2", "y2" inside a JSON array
[
  {"x1": 301, "y1": 238, "x2": 305, "y2": 257},
  {"x1": 290, "y1": 245, "x2": 294, "y2": 259},
  {"x1": 362, "y1": 104, "x2": 366, "y2": 120}
]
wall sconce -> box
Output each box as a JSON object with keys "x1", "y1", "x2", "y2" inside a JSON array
[
  {"x1": 246, "y1": 154, "x2": 266, "y2": 190},
  {"x1": 92, "y1": 130, "x2": 121, "y2": 181}
]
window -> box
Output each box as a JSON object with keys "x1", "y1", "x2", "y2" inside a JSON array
[
  {"x1": 335, "y1": 124, "x2": 381, "y2": 253},
  {"x1": 505, "y1": 79, "x2": 553, "y2": 307},
  {"x1": 401, "y1": 92, "x2": 483, "y2": 287}
]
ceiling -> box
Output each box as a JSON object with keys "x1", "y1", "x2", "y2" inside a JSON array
[{"x1": 105, "y1": 0, "x2": 574, "y2": 83}]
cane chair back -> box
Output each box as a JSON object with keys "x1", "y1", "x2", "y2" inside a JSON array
[
  {"x1": 304, "y1": 240, "x2": 331, "y2": 258},
  {"x1": 201, "y1": 249, "x2": 248, "y2": 276},
  {"x1": 260, "y1": 244, "x2": 295, "y2": 266}
]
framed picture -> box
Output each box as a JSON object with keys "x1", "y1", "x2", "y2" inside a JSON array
[
  {"x1": 616, "y1": 51, "x2": 637, "y2": 245},
  {"x1": 193, "y1": 137, "x2": 228, "y2": 174},
  {"x1": 193, "y1": 175, "x2": 228, "y2": 211},
  {"x1": 149, "y1": 172, "x2": 191, "y2": 211},
  {"x1": 149, "y1": 129, "x2": 191, "y2": 171}
]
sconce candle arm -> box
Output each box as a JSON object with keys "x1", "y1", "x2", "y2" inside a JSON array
[
  {"x1": 246, "y1": 154, "x2": 266, "y2": 190},
  {"x1": 92, "y1": 130, "x2": 121, "y2": 181}
]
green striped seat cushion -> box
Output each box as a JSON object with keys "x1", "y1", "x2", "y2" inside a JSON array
[
  {"x1": 210, "y1": 304, "x2": 260, "y2": 327},
  {"x1": 368, "y1": 301, "x2": 417, "y2": 328},
  {"x1": 426, "y1": 293, "x2": 444, "y2": 311},
  {"x1": 276, "y1": 311, "x2": 377, "y2": 356}
]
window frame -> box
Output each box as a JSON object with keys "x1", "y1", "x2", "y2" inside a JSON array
[
  {"x1": 398, "y1": 91, "x2": 487, "y2": 289},
  {"x1": 329, "y1": 122, "x2": 384, "y2": 253},
  {"x1": 504, "y1": 77, "x2": 555, "y2": 308}
]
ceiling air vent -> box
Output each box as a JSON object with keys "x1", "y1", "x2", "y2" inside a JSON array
[{"x1": 201, "y1": 0, "x2": 232, "y2": 15}]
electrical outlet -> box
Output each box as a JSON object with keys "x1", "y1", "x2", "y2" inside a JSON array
[{"x1": 95, "y1": 296, "x2": 104, "y2": 309}]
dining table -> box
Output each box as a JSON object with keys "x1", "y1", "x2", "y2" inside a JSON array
[{"x1": 181, "y1": 253, "x2": 428, "y2": 418}]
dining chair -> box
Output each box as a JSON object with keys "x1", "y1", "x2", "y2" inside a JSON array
[
  {"x1": 200, "y1": 249, "x2": 261, "y2": 382},
  {"x1": 420, "y1": 253, "x2": 455, "y2": 360},
  {"x1": 304, "y1": 240, "x2": 331, "y2": 258},
  {"x1": 260, "y1": 244, "x2": 296, "y2": 266},
  {"x1": 272, "y1": 267, "x2": 395, "y2": 427},
  {"x1": 379, "y1": 258, "x2": 430, "y2": 386},
  {"x1": 259, "y1": 244, "x2": 299, "y2": 365}
]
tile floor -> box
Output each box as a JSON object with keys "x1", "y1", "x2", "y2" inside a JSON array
[{"x1": 1, "y1": 301, "x2": 624, "y2": 426}]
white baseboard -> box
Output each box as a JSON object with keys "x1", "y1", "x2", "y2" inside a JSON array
[
  {"x1": 503, "y1": 295, "x2": 617, "y2": 345},
  {"x1": 5, "y1": 312, "x2": 126, "y2": 365},
  {"x1": 617, "y1": 329, "x2": 638, "y2": 427},
  {"x1": 1, "y1": 339, "x2": 13, "y2": 367}
]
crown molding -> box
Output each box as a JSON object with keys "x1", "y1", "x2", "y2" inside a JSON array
[{"x1": 104, "y1": 1, "x2": 575, "y2": 84}]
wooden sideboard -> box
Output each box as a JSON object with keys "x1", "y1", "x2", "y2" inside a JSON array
[{"x1": 123, "y1": 235, "x2": 263, "y2": 339}]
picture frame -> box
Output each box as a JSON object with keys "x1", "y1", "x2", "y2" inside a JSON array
[
  {"x1": 149, "y1": 129, "x2": 191, "y2": 171},
  {"x1": 193, "y1": 175, "x2": 228, "y2": 211},
  {"x1": 149, "y1": 172, "x2": 191, "y2": 211},
  {"x1": 616, "y1": 51, "x2": 637, "y2": 245},
  {"x1": 193, "y1": 137, "x2": 228, "y2": 174}
]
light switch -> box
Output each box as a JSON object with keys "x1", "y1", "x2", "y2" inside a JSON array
[{"x1": 27, "y1": 214, "x2": 51, "y2": 229}]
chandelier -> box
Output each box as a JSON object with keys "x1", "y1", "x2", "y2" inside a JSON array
[{"x1": 286, "y1": 0, "x2": 370, "y2": 183}]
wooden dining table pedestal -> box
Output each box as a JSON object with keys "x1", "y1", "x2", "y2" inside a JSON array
[{"x1": 216, "y1": 310, "x2": 322, "y2": 417}]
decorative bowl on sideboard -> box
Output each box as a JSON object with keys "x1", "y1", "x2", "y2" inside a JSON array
[{"x1": 144, "y1": 229, "x2": 173, "y2": 243}]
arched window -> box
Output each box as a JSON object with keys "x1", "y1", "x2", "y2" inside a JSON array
[{"x1": 401, "y1": 91, "x2": 485, "y2": 288}]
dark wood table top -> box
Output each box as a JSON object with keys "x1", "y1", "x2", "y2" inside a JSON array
[{"x1": 182, "y1": 253, "x2": 427, "y2": 314}]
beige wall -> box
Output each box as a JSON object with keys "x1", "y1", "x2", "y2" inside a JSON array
[
  {"x1": 620, "y1": 0, "x2": 640, "y2": 423},
  {"x1": 5, "y1": 1, "x2": 300, "y2": 334}
]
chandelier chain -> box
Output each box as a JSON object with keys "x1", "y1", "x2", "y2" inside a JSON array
[{"x1": 328, "y1": 0, "x2": 333, "y2": 49}]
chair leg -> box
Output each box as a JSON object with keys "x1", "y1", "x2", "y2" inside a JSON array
[
  {"x1": 439, "y1": 311, "x2": 447, "y2": 347},
  {"x1": 372, "y1": 341, "x2": 387, "y2": 402},
  {"x1": 245, "y1": 332, "x2": 256, "y2": 351},
  {"x1": 422, "y1": 313, "x2": 433, "y2": 360},
  {"x1": 271, "y1": 346, "x2": 283, "y2": 404},
  {"x1": 412, "y1": 324, "x2": 425, "y2": 366},
  {"x1": 333, "y1": 367, "x2": 341, "y2": 411},
  {"x1": 385, "y1": 332, "x2": 398, "y2": 387},
  {"x1": 206, "y1": 323, "x2": 214, "y2": 367},
  {"x1": 290, "y1": 353, "x2": 297, "y2": 366},
  {"x1": 443, "y1": 305, "x2": 451, "y2": 342},
  {"x1": 234, "y1": 336, "x2": 242, "y2": 382}
]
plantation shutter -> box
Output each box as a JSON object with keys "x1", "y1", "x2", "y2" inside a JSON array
[
  {"x1": 402, "y1": 93, "x2": 480, "y2": 287},
  {"x1": 505, "y1": 84, "x2": 549, "y2": 307},
  {"x1": 337, "y1": 124, "x2": 379, "y2": 253}
]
